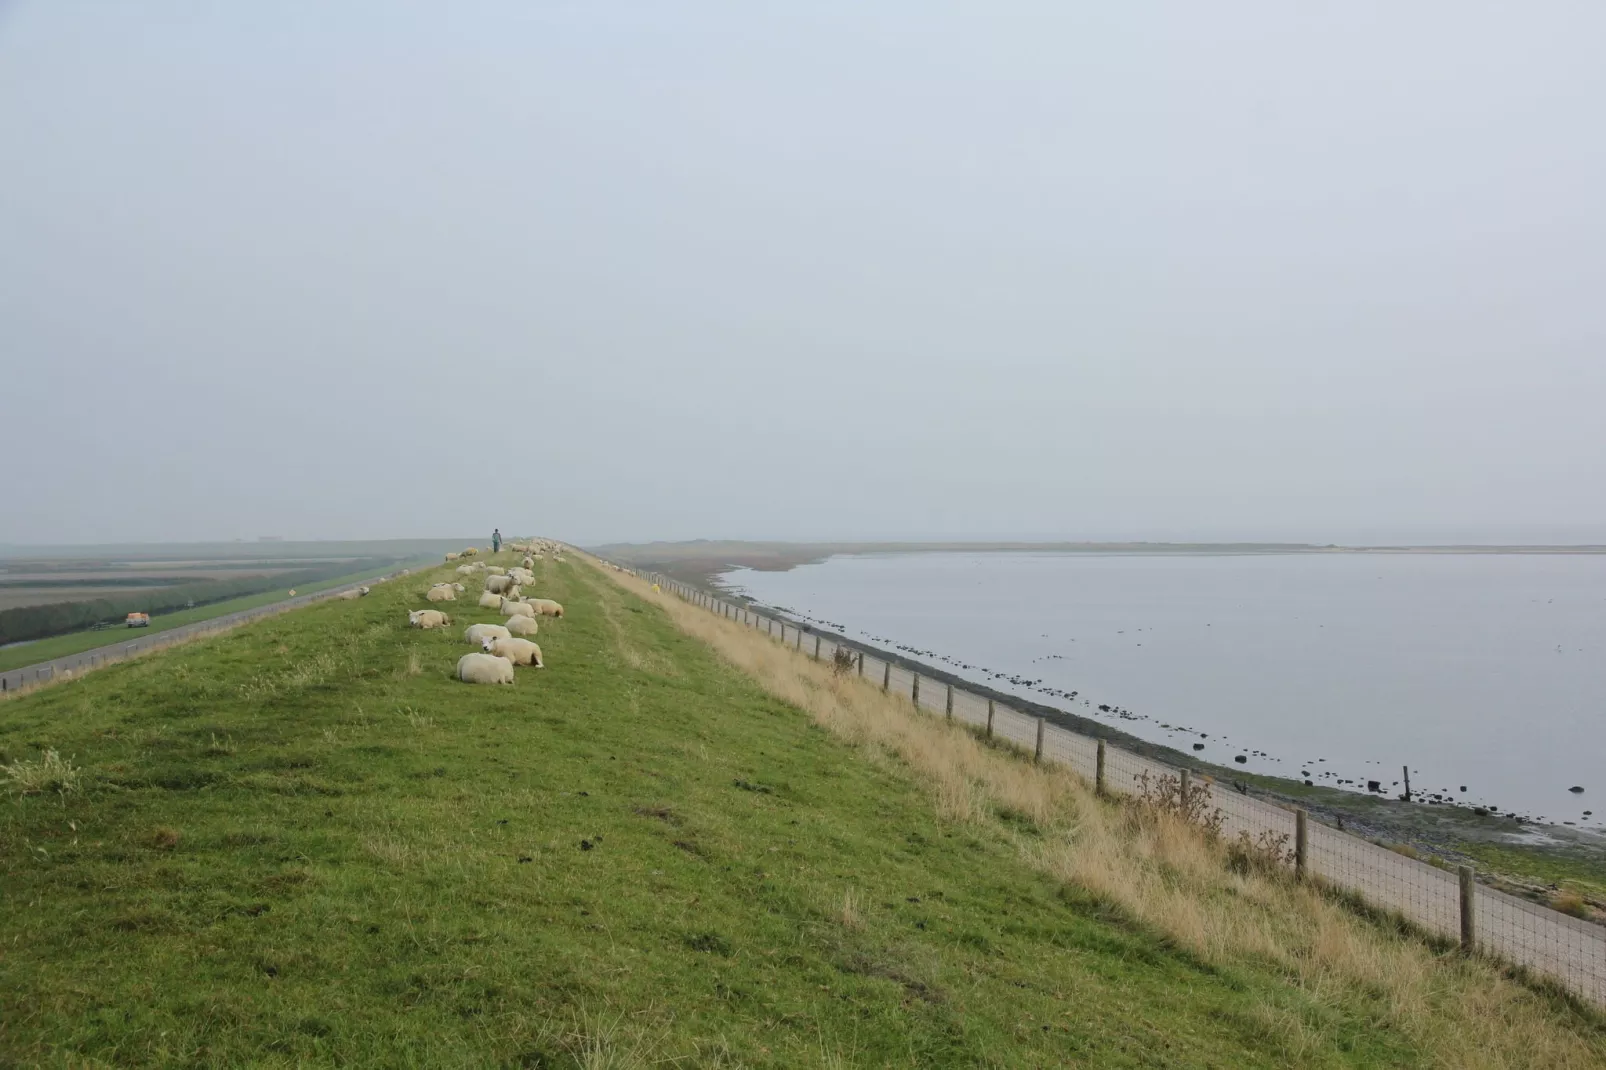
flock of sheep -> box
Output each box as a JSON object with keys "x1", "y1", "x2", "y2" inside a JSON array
[{"x1": 404, "y1": 539, "x2": 568, "y2": 685}]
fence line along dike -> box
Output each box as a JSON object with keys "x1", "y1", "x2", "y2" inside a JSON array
[
  {"x1": 626, "y1": 566, "x2": 1606, "y2": 1009},
  {"x1": 0, "y1": 567, "x2": 417, "y2": 698}
]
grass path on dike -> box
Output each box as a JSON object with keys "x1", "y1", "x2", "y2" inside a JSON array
[{"x1": 0, "y1": 552, "x2": 1530, "y2": 1067}]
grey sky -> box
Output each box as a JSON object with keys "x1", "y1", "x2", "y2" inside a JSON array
[{"x1": 3, "y1": 3, "x2": 1604, "y2": 546}]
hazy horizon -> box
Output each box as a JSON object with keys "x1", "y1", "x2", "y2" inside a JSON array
[{"x1": 5, "y1": 3, "x2": 1603, "y2": 546}]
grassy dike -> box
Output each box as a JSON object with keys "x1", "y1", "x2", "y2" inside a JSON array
[{"x1": 1, "y1": 554, "x2": 1601, "y2": 1066}]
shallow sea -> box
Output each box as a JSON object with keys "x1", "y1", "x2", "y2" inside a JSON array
[{"x1": 723, "y1": 551, "x2": 1606, "y2": 829}]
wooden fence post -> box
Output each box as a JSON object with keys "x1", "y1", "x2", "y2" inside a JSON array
[
  {"x1": 882, "y1": 660, "x2": 891, "y2": 692},
  {"x1": 795, "y1": 629, "x2": 802, "y2": 652},
  {"x1": 986, "y1": 698, "x2": 994, "y2": 738},
  {"x1": 1403, "y1": 765, "x2": 1412, "y2": 802},
  {"x1": 911, "y1": 673, "x2": 920, "y2": 707},
  {"x1": 1034, "y1": 718, "x2": 1045, "y2": 763},
  {"x1": 1095, "y1": 739, "x2": 1106, "y2": 795},
  {"x1": 1459, "y1": 866, "x2": 1477, "y2": 952},
  {"x1": 1295, "y1": 809, "x2": 1308, "y2": 881},
  {"x1": 945, "y1": 684, "x2": 954, "y2": 721},
  {"x1": 1179, "y1": 768, "x2": 1191, "y2": 803},
  {"x1": 857, "y1": 652, "x2": 864, "y2": 677},
  {"x1": 814, "y1": 635, "x2": 821, "y2": 659}
]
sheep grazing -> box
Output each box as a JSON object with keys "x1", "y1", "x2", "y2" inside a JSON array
[
  {"x1": 526, "y1": 598, "x2": 564, "y2": 618},
  {"x1": 457, "y1": 652, "x2": 514, "y2": 684},
  {"x1": 485, "y1": 566, "x2": 507, "y2": 576},
  {"x1": 481, "y1": 635, "x2": 543, "y2": 667},
  {"x1": 477, "y1": 590, "x2": 503, "y2": 609},
  {"x1": 484, "y1": 575, "x2": 515, "y2": 595},
  {"x1": 464, "y1": 623, "x2": 512, "y2": 644},
  {"x1": 445, "y1": 552, "x2": 461, "y2": 561},
  {"x1": 426, "y1": 585, "x2": 456, "y2": 602},
  {"x1": 504, "y1": 615, "x2": 539, "y2": 636},
  {"x1": 502, "y1": 598, "x2": 536, "y2": 619},
  {"x1": 409, "y1": 609, "x2": 451, "y2": 629},
  {"x1": 462, "y1": 547, "x2": 479, "y2": 557},
  {"x1": 505, "y1": 584, "x2": 522, "y2": 601}
]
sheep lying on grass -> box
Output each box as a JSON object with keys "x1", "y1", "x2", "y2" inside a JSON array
[
  {"x1": 409, "y1": 609, "x2": 451, "y2": 629},
  {"x1": 457, "y1": 652, "x2": 513, "y2": 684},
  {"x1": 502, "y1": 599, "x2": 535, "y2": 618},
  {"x1": 464, "y1": 623, "x2": 511, "y2": 645},
  {"x1": 505, "y1": 615, "x2": 539, "y2": 636},
  {"x1": 336, "y1": 586, "x2": 371, "y2": 601},
  {"x1": 456, "y1": 564, "x2": 477, "y2": 575},
  {"x1": 486, "y1": 566, "x2": 507, "y2": 576},
  {"x1": 521, "y1": 556, "x2": 534, "y2": 569},
  {"x1": 426, "y1": 585, "x2": 456, "y2": 602},
  {"x1": 481, "y1": 636, "x2": 543, "y2": 667},
  {"x1": 526, "y1": 598, "x2": 564, "y2": 618},
  {"x1": 477, "y1": 590, "x2": 503, "y2": 609}
]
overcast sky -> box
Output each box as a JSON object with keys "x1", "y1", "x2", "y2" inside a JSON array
[{"x1": 3, "y1": 3, "x2": 1604, "y2": 546}]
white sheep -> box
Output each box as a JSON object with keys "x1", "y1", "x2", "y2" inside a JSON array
[
  {"x1": 504, "y1": 615, "x2": 539, "y2": 636},
  {"x1": 426, "y1": 585, "x2": 456, "y2": 602},
  {"x1": 456, "y1": 564, "x2": 477, "y2": 575},
  {"x1": 505, "y1": 584, "x2": 522, "y2": 601},
  {"x1": 445, "y1": 552, "x2": 460, "y2": 561},
  {"x1": 484, "y1": 575, "x2": 515, "y2": 595},
  {"x1": 477, "y1": 590, "x2": 503, "y2": 609},
  {"x1": 464, "y1": 623, "x2": 512, "y2": 644},
  {"x1": 409, "y1": 609, "x2": 451, "y2": 629},
  {"x1": 457, "y1": 652, "x2": 514, "y2": 684},
  {"x1": 521, "y1": 556, "x2": 534, "y2": 569},
  {"x1": 481, "y1": 635, "x2": 543, "y2": 667},
  {"x1": 526, "y1": 598, "x2": 564, "y2": 618},
  {"x1": 502, "y1": 598, "x2": 536, "y2": 618},
  {"x1": 462, "y1": 547, "x2": 479, "y2": 557},
  {"x1": 485, "y1": 566, "x2": 507, "y2": 576}
]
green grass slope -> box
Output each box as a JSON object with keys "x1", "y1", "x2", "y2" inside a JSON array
[{"x1": 1, "y1": 555, "x2": 1424, "y2": 1067}]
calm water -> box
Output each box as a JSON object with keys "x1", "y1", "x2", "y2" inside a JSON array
[{"x1": 723, "y1": 552, "x2": 1606, "y2": 829}]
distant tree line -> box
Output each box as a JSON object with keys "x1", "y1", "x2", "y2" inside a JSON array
[{"x1": 0, "y1": 558, "x2": 397, "y2": 646}]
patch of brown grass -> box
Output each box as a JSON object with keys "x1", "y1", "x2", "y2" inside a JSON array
[{"x1": 592, "y1": 559, "x2": 1606, "y2": 1070}]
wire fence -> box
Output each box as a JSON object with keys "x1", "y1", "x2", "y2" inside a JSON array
[
  {"x1": 0, "y1": 568, "x2": 417, "y2": 697},
  {"x1": 642, "y1": 571, "x2": 1606, "y2": 1008}
]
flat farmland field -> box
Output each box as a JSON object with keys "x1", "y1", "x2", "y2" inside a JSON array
[{"x1": 0, "y1": 586, "x2": 177, "y2": 611}]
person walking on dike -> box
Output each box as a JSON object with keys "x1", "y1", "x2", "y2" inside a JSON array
[{"x1": 492, "y1": 528, "x2": 502, "y2": 554}]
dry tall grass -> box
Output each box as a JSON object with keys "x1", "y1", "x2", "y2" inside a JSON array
[{"x1": 593, "y1": 561, "x2": 1606, "y2": 1069}]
